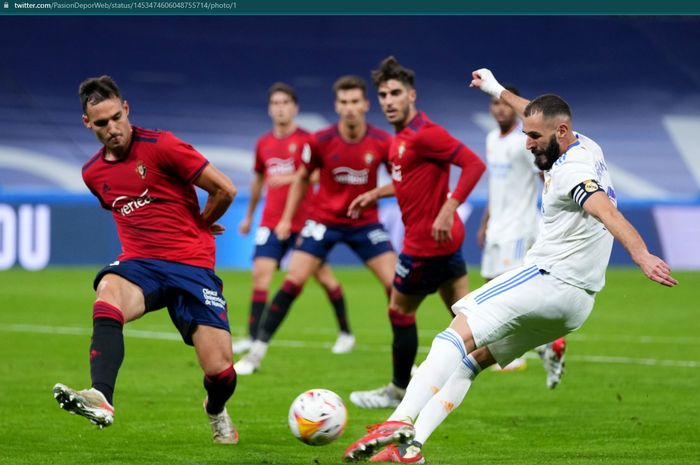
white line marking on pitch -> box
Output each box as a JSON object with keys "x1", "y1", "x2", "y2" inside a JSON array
[
  {"x1": 4, "y1": 323, "x2": 699, "y2": 369},
  {"x1": 296, "y1": 326, "x2": 700, "y2": 346}
]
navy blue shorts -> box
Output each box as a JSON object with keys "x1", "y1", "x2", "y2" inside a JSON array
[
  {"x1": 295, "y1": 220, "x2": 393, "y2": 262},
  {"x1": 93, "y1": 259, "x2": 230, "y2": 345},
  {"x1": 393, "y1": 251, "x2": 467, "y2": 296},
  {"x1": 253, "y1": 227, "x2": 299, "y2": 262}
]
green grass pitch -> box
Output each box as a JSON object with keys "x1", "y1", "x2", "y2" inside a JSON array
[{"x1": 0, "y1": 267, "x2": 698, "y2": 464}]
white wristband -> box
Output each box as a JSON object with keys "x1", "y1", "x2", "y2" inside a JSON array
[{"x1": 476, "y1": 68, "x2": 505, "y2": 99}]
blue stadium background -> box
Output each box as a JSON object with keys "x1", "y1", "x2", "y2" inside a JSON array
[{"x1": 1, "y1": 16, "x2": 699, "y2": 270}]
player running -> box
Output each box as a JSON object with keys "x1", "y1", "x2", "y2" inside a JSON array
[
  {"x1": 235, "y1": 75, "x2": 396, "y2": 375},
  {"x1": 233, "y1": 82, "x2": 353, "y2": 356}
]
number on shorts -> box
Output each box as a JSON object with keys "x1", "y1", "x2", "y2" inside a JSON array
[
  {"x1": 301, "y1": 220, "x2": 327, "y2": 241},
  {"x1": 255, "y1": 227, "x2": 271, "y2": 246}
]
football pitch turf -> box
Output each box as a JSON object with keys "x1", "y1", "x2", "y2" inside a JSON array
[{"x1": 0, "y1": 267, "x2": 698, "y2": 465}]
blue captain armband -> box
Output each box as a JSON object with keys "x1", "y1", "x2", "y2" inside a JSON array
[{"x1": 570, "y1": 179, "x2": 605, "y2": 207}]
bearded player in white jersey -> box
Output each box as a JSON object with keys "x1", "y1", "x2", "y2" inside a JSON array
[
  {"x1": 342, "y1": 68, "x2": 677, "y2": 464},
  {"x1": 478, "y1": 85, "x2": 566, "y2": 384}
]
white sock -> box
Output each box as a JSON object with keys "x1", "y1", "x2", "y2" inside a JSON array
[
  {"x1": 389, "y1": 328, "x2": 467, "y2": 423},
  {"x1": 249, "y1": 340, "x2": 268, "y2": 361},
  {"x1": 414, "y1": 359, "x2": 478, "y2": 444}
]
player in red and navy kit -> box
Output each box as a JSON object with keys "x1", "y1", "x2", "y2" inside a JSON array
[
  {"x1": 234, "y1": 82, "x2": 352, "y2": 356},
  {"x1": 347, "y1": 57, "x2": 486, "y2": 419},
  {"x1": 235, "y1": 75, "x2": 397, "y2": 375},
  {"x1": 52, "y1": 76, "x2": 240, "y2": 445}
]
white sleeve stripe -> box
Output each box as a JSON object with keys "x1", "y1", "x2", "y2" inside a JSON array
[{"x1": 572, "y1": 186, "x2": 586, "y2": 205}]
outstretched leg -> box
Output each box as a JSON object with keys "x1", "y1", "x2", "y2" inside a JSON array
[{"x1": 54, "y1": 272, "x2": 146, "y2": 428}]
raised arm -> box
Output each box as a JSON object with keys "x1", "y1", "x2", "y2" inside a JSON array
[
  {"x1": 470, "y1": 68, "x2": 532, "y2": 120},
  {"x1": 583, "y1": 192, "x2": 677, "y2": 287}
]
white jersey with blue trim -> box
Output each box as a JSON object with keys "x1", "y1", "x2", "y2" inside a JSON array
[
  {"x1": 525, "y1": 132, "x2": 616, "y2": 292},
  {"x1": 485, "y1": 123, "x2": 540, "y2": 243}
]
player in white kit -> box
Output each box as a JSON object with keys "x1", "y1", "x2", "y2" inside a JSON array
[
  {"x1": 342, "y1": 69, "x2": 677, "y2": 464},
  {"x1": 478, "y1": 85, "x2": 539, "y2": 280},
  {"x1": 478, "y1": 86, "x2": 566, "y2": 383}
]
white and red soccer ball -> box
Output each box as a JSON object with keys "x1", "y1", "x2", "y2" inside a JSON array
[{"x1": 288, "y1": 388, "x2": 347, "y2": 446}]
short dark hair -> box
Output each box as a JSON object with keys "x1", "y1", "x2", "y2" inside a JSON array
[
  {"x1": 524, "y1": 94, "x2": 572, "y2": 120},
  {"x1": 333, "y1": 75, "x2": 367, "y2": 99},
  {"x1": 267, "y1": 82, "x2": 298, "y2": 104},
  {"x1": 371, "y1": 56, "x2": 415, "y2": 88},
  {"x1": 503, "y1": 85, "x2": 520, "y2": 96},
  {"x1": 79, "y1": 75, "x2": 122, "y2": 113}
]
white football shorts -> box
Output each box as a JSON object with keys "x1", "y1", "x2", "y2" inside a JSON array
[{"x1": 453, "y1": 264, "x2": 595, "y2": 366}]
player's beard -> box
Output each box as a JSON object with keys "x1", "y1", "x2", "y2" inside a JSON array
[
  {"x1": 386, "y1": 103, "x2": 410, "y2": 129},
  {"x1": 533, "y1": 134, "x2": 561, "y2": 171}
]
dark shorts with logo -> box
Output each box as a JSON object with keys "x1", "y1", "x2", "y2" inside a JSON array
[
  {"x1": 253, "y1": 228, "x2": 299, "y2": 261},
  {"x1": 295, "y1": 220, "x2": 394, "y2": 262},
  {"x1": 94, "y1": 258, "x2": 230, "y2": 345},
  {"x1": 393, "y1": 250, "x2": 467, "y2": 296}
]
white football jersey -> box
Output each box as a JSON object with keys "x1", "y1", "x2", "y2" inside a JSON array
[
  {"x1": 485, "y1": 124, "x2": 540, "y2": 243},
  {"x1": 525, "y1": 132, "x2": 616, "y2": 292}
]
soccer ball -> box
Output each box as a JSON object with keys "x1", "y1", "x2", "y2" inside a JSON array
[{"x1": 288, "y1": 388, "x2": 347, "y2": 446}]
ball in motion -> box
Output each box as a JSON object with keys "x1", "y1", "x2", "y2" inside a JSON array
[{"x1": 288, "y1": 388, "x2": 347, "y2": 445}]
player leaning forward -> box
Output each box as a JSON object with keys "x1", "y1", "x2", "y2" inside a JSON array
[
  {"x1": 53, "y1": 76, "x2": 240, "y2": 444},
  {"x1": 343, "y1": 69, "x2": 677, "y2": 463}
]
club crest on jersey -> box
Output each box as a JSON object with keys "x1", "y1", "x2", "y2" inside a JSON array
[
  {"x1": 288, "y1": 143, "x2": 297, "y2": 153},
  {"x1": 364, "y1": 152, "x2": 374, "y2": 165},
  {"x1": 398, "y1": 142, "x2": 406, "y2": 158},
  {"x1": 135, "y1": 160, "x2": 147, "y2": 180}
]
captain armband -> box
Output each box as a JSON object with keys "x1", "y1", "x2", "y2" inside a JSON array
[{"x1": 570, "y1": 179, "x2": 605, "y2": 207}]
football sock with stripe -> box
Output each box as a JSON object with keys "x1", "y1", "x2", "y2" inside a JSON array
[
  {"x1": 248, "y1": 289, "x2": 268, "y2": 339},
  {"x1": 204, "y1": 364, "x2": 237, "y2": 415},
  {"x1": 90, "y1": 301, "x2": 125, "y2": 405},
  {"x1": 413, "y1": 359, "x2": 479, "y2": 444},
  {"x1": 389, "y1": 328, "x2": 474, "y2": 422},
  {"x1": 257, "y1": 280, "x2": 301, "y2": 343},
  {"x1": 326, "y1": 285, "x2": 350, "y2": 333},
  {"x1": 389, "y1": 308, "x2": 418, "y2": 389}
]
